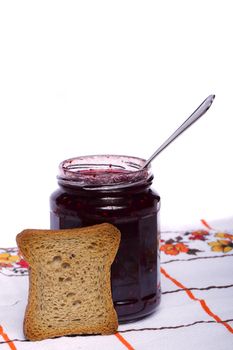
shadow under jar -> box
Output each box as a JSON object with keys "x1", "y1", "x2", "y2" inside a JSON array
[{"x1": 50, "y1": 155, "x2": 161, "y2": 323}]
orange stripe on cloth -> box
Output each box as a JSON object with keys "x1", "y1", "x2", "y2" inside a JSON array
[
  {"x1": 161, "y1": 267, "x2": 233, "y2": 334},
  {"x1": 115, "y1": 332, "x2": 135, "y2": 350},
  {"x1": 201, "y1": 219, "x2": 213, "y2": 230},
  {"x1": 0, "y1": 325, "x2": 17, "y2": 350}
]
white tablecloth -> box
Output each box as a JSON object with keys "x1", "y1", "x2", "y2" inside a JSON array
[{"x1": 0, "y1": 218, "x2": 233, "y2": 350}]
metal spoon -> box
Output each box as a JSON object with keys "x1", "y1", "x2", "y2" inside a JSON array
[{"x1": 142, "y1": 94, "x2": 215, "y2": 169}]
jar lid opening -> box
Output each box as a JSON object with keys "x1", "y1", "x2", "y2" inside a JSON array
[{"x1": 57, "y1": 155, "x2": 152, "y2": 189}]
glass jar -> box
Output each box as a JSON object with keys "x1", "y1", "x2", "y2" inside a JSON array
[{"x1": 50, "y1": 155, "x2": 161, "y2": 323}]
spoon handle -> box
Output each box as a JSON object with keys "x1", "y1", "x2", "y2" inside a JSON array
[{"x1": 142, "y1": 94, "x2": 215, "y2": 169}]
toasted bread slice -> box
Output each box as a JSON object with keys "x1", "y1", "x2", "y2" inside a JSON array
[{"x1": 16, "y1": 223, "x2": 120, "y2": 341}]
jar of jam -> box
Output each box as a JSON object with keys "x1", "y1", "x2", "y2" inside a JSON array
[{"x1": 50, "y1": 155, "x2": 161, "y2": 323}]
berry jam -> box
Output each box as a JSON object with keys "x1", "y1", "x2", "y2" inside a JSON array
[{"x1": 50, "y1": 155, "x2": 161, "y2": 322}]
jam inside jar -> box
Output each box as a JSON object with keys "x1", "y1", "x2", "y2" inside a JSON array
[{"x1": 50, "y1": 155, "x2": 161, "y2": 322}]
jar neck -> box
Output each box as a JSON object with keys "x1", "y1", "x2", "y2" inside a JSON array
[{"x1": 58, "y1": 175, "x2": 154, "y2": 195}]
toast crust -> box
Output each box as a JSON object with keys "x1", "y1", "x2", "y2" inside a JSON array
[{"x1": 16, "y1": 223, "x2": 120, "y2": 341}]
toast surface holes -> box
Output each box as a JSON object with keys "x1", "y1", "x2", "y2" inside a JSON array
[
  {"x1": 73, "y1": 300, "x2": 81, "y2": 306},
  {"x1": 59, "y1": 276, "x2": 72, "y2": 282},
  {"x1": 67, "y1": 292, "x2": 75, "y2": 298},
  {"x1": 53, "y1": 256, "x2": 62, "y2": 262},
  {"x1": 88, "y1": 241, "x2": 98, "y2": 249},
  {"x1": 49, "y1": 255, "x2": 62, "y2": 267},
  {"x1": 62, "y1": 262, "x2": 70, "y2": 269}
]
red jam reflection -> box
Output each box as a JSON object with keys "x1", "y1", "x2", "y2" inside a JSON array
[{"x1": 50, "y1": 155, "x2": 161, "y2": 322}]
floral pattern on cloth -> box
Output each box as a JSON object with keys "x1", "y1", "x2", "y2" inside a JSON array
[
  {"x1": 0, "y1": 248, "x2": 29, "y2": 276},
  {"x1": 208, "y1": 232, "x2": 233, "y2": 253},
  {"x1": 161, "y1": 230, "x2": 233, "y2": 257},
  {"x1": 1, "y1": 229, "x2": 233, "y2": 276}
]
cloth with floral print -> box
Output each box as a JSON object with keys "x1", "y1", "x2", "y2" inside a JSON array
[
  {"x1": 160, "y1": 228, "x2": 233, "y2": 262},
  {"x1": 1, "y1": 219, "x2": 233, "y2": 350},
  {"x1": 0, "y1": 248, "x2": 28, "y2": 276},
  {"x1": 1, "y1": 228, "x2": 233, "y2": 275}
]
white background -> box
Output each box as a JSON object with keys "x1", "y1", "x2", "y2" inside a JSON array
[{"x1": 0, "y1": 1, "x2": 233, "y2": 246}]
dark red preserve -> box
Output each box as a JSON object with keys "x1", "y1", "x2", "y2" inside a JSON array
[{"x1": 50, "y1": 155, "x2": 161, "y2": 322}]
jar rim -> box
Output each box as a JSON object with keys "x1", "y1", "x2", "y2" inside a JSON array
[{"x1": 57, "y1": 154, "x2": 153, "y2": 189}]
